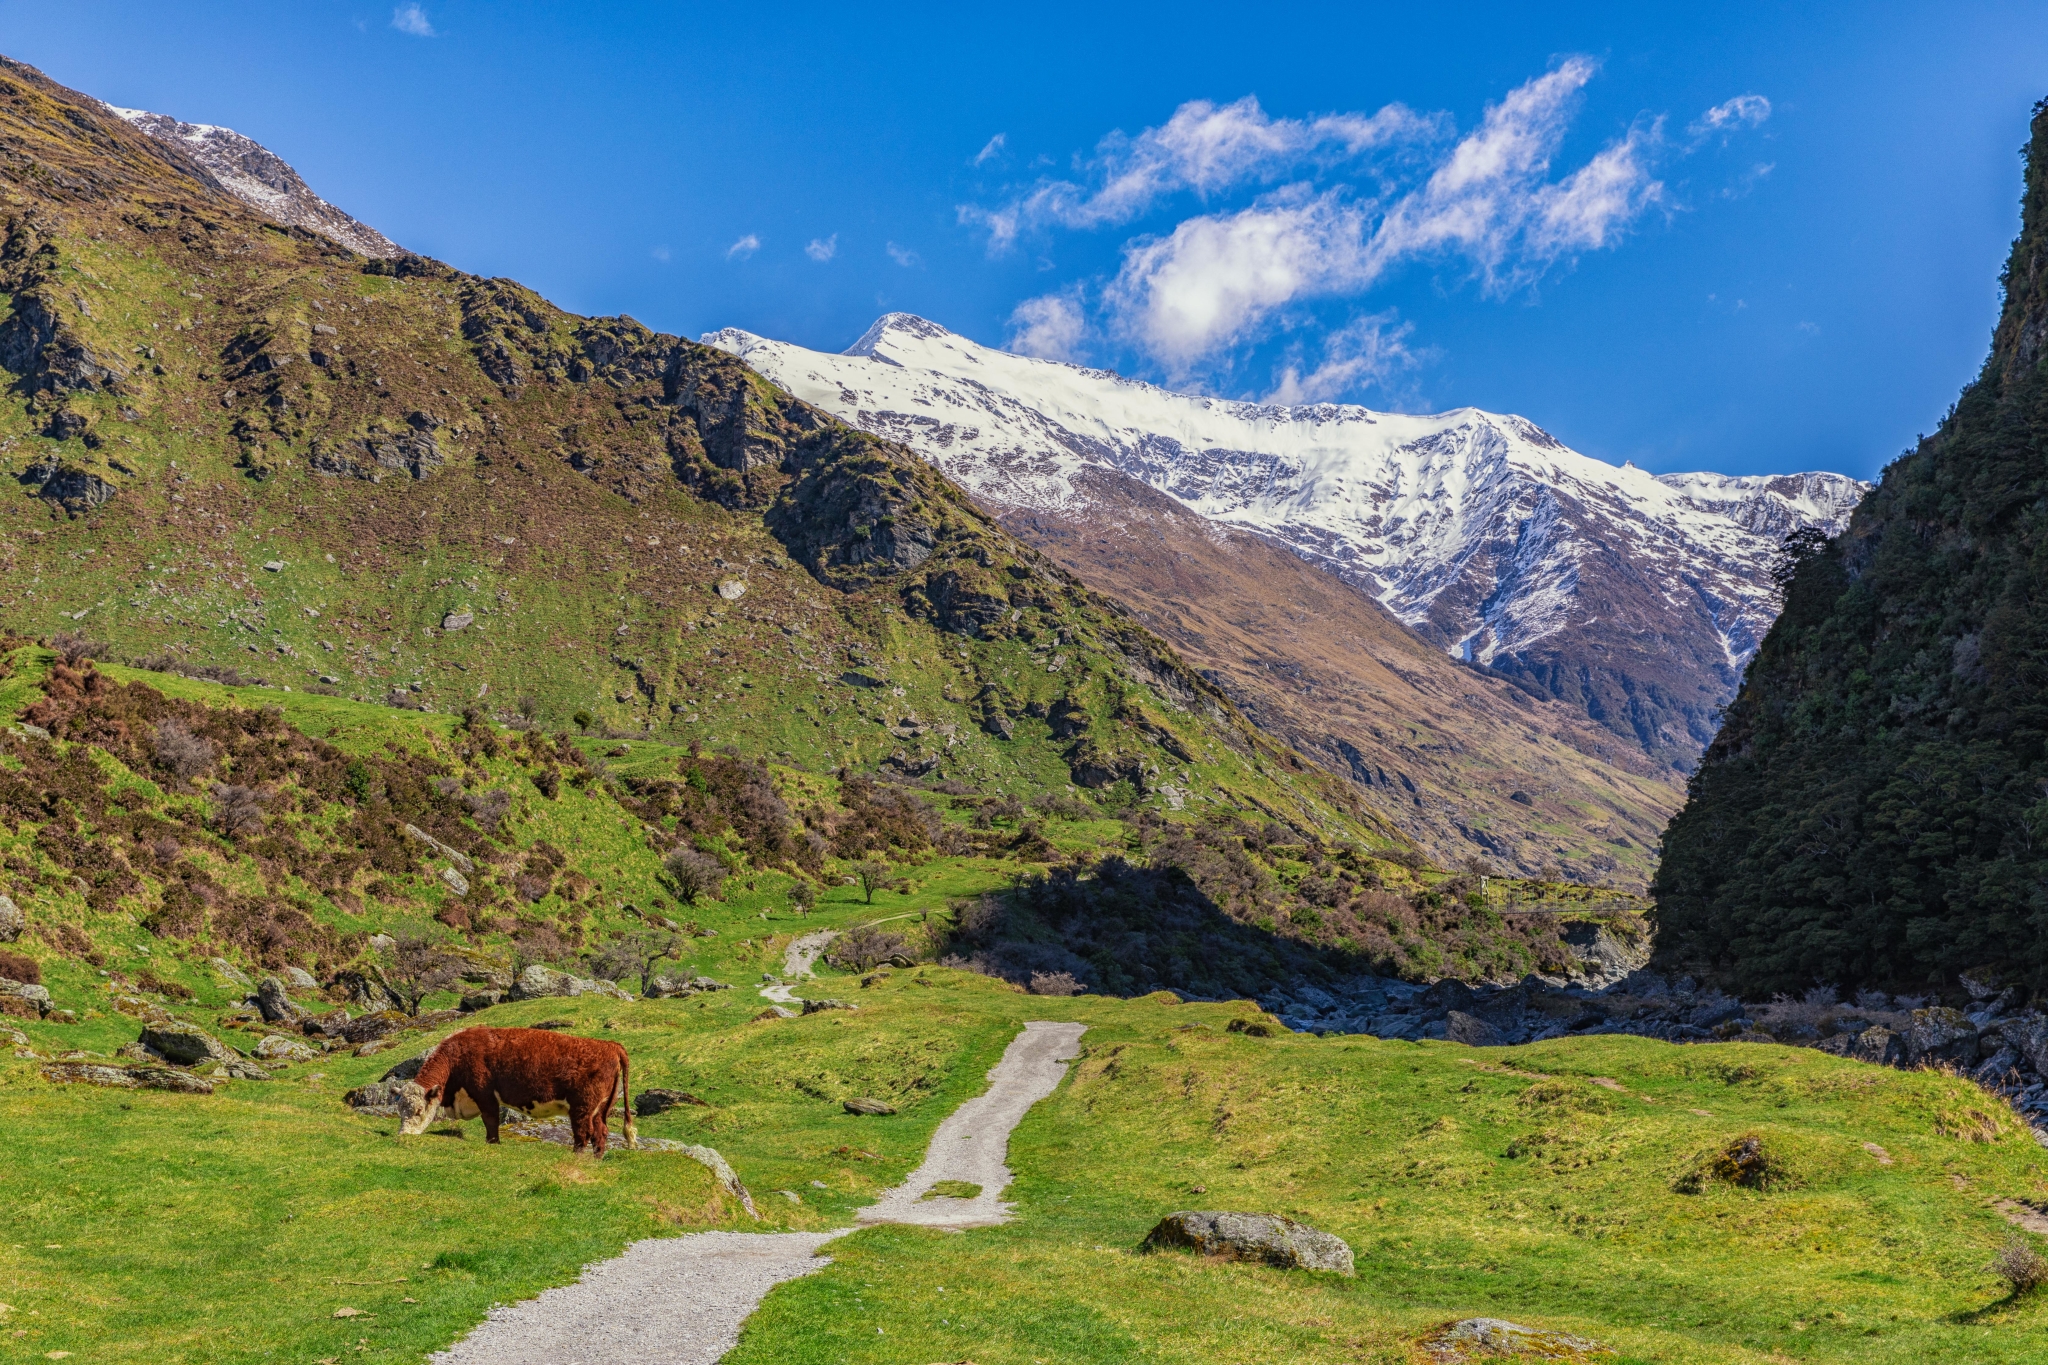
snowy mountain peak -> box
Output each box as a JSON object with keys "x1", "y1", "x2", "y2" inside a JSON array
[
  {"x1": 106, "y1": 104, "x2": 400, "y2": 259},
  {"x1": 708, "y1": 316, "x2": 1869, "y2": 766}
]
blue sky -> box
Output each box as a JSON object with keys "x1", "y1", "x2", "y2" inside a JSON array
[{"x1": 6, "y1": 1, "x2": 2047, "y2": 480}]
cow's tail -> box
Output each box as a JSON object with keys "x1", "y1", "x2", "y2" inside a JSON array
[{"x1": 617, "y1": 1047, "x2": 638, "y2": 1150}]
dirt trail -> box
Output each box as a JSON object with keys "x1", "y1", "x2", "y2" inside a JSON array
[{"x1": 431, "y1": 1019, "x2": 1085, "y2": 1363}]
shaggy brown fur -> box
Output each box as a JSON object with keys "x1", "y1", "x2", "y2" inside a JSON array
[{"x1": 399, "y1": 1026, "x2": 635, "y2": 1154}]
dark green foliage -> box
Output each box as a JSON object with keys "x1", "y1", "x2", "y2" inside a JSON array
[{"x1": 1655, "y1": 99, "x2": 2048, "y2": 995}]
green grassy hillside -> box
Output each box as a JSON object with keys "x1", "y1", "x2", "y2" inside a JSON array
[{"x1": 0, "y1": 53, "x2": 1381, "y2": 854}]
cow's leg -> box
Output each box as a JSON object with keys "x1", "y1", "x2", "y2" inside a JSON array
[{"x1": 480, "y1": 1090, "x2": 503, "y2": 1144}]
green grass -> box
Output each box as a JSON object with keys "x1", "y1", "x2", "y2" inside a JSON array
[{"x1": 5, "y1": 972, "x2": 2046, "y2": 1363}]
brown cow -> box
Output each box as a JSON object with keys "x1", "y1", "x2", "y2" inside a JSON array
[{"x1": 396, "y1": 1026, "x2": 636, "y2": 1155}]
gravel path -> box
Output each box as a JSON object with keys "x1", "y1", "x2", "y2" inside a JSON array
[
  {"x1": 759, "y1": 930, "x2": 836, "y2": 1006},
  {"x1": 431, "y1": 1017, "x2": 1085, "y2": 1362},
  {"x1": 857, "y1": 1020, "x2": 1087, "y2": 1229}
]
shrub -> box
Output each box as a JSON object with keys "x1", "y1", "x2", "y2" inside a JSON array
[
  {"x1": 0, "y1": 949, "x2": 40, "y2": 984},
  {"x1": 827, "y1": 925, "x2": 907, "y2": 972},
  {"x1": 1676, "y1": 1134, "x2": 1793, "y2": 1193},
  {"x1": 134, "y1": 968, "x2": 194, "y2": 1000},
  {"x1": 461, "y1": 788, "x2": 513, "y2": 832},
  {"x1": 1992, "y1": 1236, "x2": 2048, "y2": 1295},
  {"x1": 662, "y1": 846, "x2": 727, "y2": 904},
  {"x1": 1028, "y1": 970, "x2": 1086, "y2": 996},
  {"x1": 210, "y1": 783, "x2": 268, "y2": 838},
  {"x1": 151, "y1": 718, "x2": 216, "y2": 781},
  {"x1": 50, "y1": 630, "x2": 109, "y2": 665}
]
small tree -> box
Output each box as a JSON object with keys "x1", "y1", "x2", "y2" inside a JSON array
[
  {"x1": 663, "y1": 845, "x2": 728, "y2": 904},
  {"x1": 210, "y1": 783, "x2": 269, "y2": 839},
  {"x1": 152, "y1": 718, "x2": 216, "y2": 781},
  {"x1": 854, "y1": 857, "x2": 900, "y2": 905},
  {"x1": 827, "y1": 924, "x2": 908, "y2": 972},
  {"x1": 587, "y1": 931, "x2": 685, "y2": 995},
  {"x1": 789, "y1": 879, "x2": 818, "y2": 917},
  {"x1": 572, "y1": 709, "x2": 595, "y2": 734},
  {"x1": 373, "y1": 933, "x2": 463, "y2": 1017}
]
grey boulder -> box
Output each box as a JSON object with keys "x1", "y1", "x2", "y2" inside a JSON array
[
  {"x1": 1141, "y1": 1211, "x2": 1354, "y2": 1275},
  {"x1": 0, "y1": 978, "x2": 51, "y2": 1014},
  {"x1": 253, "y1": 1034, "x2": 320, "y2": 1062},
  {"x1": 256, "y1": 977, "x2": 307, "y2": 1024},
  {"x1": 1851, "y1": 1025, "x2": 1905, "y2": 1067},
  {"x1": 1445, "y1": 1010, "x2": 1503, "y2": 1046},
  {"x1": 507, "y1": 964, "x2": 631, "y2": 1002},
  {"x1": 0, "y1": 893, "x2": 23, "y2": 942},
  {"x1": 141, "y1": 1021, "x2": 230, "y2": 1066},
  {"x1": 842, "y1": 1096, "x2": 896, "y2": 1116},
  {"x1": 43, "y1": 1062, "x2": 214, "y2": 1094},
  {"x1": 284, "y1": 966, "x2": 321, "y2": 991},
  {"x1": 645, "y1": 974, "x2": 729, "y2": 999}
]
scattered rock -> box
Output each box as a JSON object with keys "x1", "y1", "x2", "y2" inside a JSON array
[
  {"x1": 507, "y1": 964, "x2": 631, "y2": 1002},
  {"x1": 441, "y1": 866, "x2": 471, "y2": 897},
  {"x1": 802, "y1": 998, "x2": 857, "y2": 1015},
  {"x1": 843, "y1": 1097, "x2": 896, "y2": 1116},
  {"x1": 644, "y1": 974, "x2": 729, "y2": 999},
  {"x1": 1850, "y1": 1025, "x2": 1904, "y2": 1067},
  {"x1": 459, "y1": 990, "x2": 504, "y2": 1013},
  {"x1": 140, "y1": 1021, "x2": 229, "y2": 1066},
  {"x1": 1903, "y1": 1007, "x2": 1980, "y2": 1068},
  {"x1": 1140, "y1": 1211, "x2": 1354, "y2": 1275},
  {"x1": 751, "y1": 1006, "x2": 796, "y2": 1022},
  {"x1": 716, "y1": 579, "x2": 747, "y2": 601},
  {"x1": 402, "y1": 823, "x2": 476, "y2": 874},
  {"x1": 253, "y1": 1034, "x2": 319, "y2": 1062},
  {"x1": 679, "y1": 1143, "x2": 759, "y2": 1218},
  {"x1": 441, "y1": 610, "x2": 474, "y2": 631},
  {"x1": 340, "y1": 1010, "x2": 413, "y2": 1045},
  {"x1": 42, "y1": 1062, "x2": 214, "y2": 1094},
  {"x1": 1445, "y1": 1010, "x2": 1503, "y2": 1046},
  {"x1": 209, "y1": 957, "x2": 251, "y2": 987},
  {"x1": 0, "y1": 893, "x2": 23, "y2": 942},
  {"x1": 1422, "y1": 1318, "x2": 1613, "y2": 1362},
  {"x1": 0, "y1": 979, "x2": 51, "y2": 1014},
  {"x1": 255, "y1": 977, "x2": 307, "y2": 1024},
  {"x1": 284, "y1": 966, "x2": 320, "y2": 991},
  {"x1": 344, "y1": 1079, "x2": 413, "y2": 1115},
  {"x1": 635, "y1": 1088, "x2": 708, "y2": 1116}
]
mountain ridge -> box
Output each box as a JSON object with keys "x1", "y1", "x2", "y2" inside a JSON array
[{"x1": 708, "y1": 315, "x2": 1867, "y2": 770}]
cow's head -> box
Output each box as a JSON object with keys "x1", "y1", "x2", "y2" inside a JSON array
[{"x1": 395, "y1": 1080, "x2": 437, "y2": 1137}]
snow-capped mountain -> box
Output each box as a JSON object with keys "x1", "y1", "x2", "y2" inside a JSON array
[
  {"x1": 707, "y1": 314, "x2": 1868, "y2": 767},
  {"x1": 106, "y1": 105, "x2": 400, "y2": 259}
]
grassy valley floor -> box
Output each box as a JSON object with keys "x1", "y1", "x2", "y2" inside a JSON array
[{"x1": 4, "y1": 970, "x2": 2046, "y2": 1363}]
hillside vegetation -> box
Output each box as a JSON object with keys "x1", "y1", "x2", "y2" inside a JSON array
[{"x1": 1655, "y1": 99, "x2": 2048, "y2": 997}]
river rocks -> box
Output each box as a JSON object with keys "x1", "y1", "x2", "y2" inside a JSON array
[
  {"x1": 253, "y1": 1034, "x2": 320, "y2": 1062},
  {"x1": 507, "y1": 964, "x2": 631, "y2": 1002},
  {"x1": 256, "y1": 976, "x2": 307, "y2": 1024},
  {"x1": 43, "y1": 1062, "x2": 214, "y2": 1094},
  {"x1": 1141, "y1": 1211, "x2": 1354, "y2": 1275},
  {"x1": 843, "y1": 1096, "x2": 896, "y2": 1115},
  {"x1": 1903, "y1": 1007, "x2": 1980, "y2": 1067},
  {"x1": 0, "y1": 893, "x2": 23, "y2": 942},
  {"x1": 635, "y1": 1088, "x2": 708, "y2": 1116},
  {"x1": 141, "y1": 1021, "x2": 230, "y2": 1066}
]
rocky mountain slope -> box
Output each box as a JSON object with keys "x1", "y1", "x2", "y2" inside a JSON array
[
  {"x1": 107, "y1": 105, "x2": 399, "y2": 259},
  {"x1": 1655, "y1": 98, "x2": 2048, "y2": 996},
  {"x1": 0, "y1": 54, "x2": 1383, "y2": 850},
  {"x1": 709, "y1": 317, "x2": 1867, "y2": 772}
]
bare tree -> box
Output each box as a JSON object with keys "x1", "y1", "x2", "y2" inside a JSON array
[
  {"x1": 210, "y1": 783, "x2": 268, "y2": 839},
  {"x1": 854, "y1": 857, "x2": 901, "y2": 905},
  {"x1": 663, "y1": 846, "x2": 728, "y2": 904},
  {"x1": 587, "y1": 931, "x2": 686, "y2": 995},
  {"x1": 152, "y1": 718, "x2": 216, "y2": 781},
  {"x1": 827, "y1": 925, "x2": 907, "y2": 972},
  {"x1": 373, "y1": 933, "x2": 463, "y2": 1017},
  {"x1": 788, "y1": 879, "x2": 818, "y2": 916}
]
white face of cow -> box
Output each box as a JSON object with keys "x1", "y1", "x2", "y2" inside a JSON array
[{"x1": 396, "y1": 1080, "x2": 436, "y2": 1136}]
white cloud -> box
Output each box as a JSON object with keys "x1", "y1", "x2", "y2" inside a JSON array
[
  {"x1": 1006, "y1": 289, "x2": 1091, "y2": 362},
  {"x1": 974, "y1": 133, "x2": 1006, "y2": 166},
  {"x1": 885, "y1": 241, "x2": 920, "y2": 268},
  {"x1": 1265, "y1": 312, "x2": 1419, "y2": 405},
  {"x1": 1690, "y1": 94, "x2": 1771, "y2": 138},
  {"x1": 725, "y1": 234, "x2": 760, "y2": 260},
  {"x1": 964, "y1": 94, "x2": 1434, "y2": 252},
  {"x1": 1107, "y1": 189, "x2": 1371, "y2": 373},
  {"x1": 390, "y1": 3, "x2": 434, "y2": 37},
  {"x1": 805, "y1": 234, "x2": 838, "y2": 262}
]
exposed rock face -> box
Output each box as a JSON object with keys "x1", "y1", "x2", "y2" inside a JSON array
[
  {"x1": 42, "y1": 1062, "x2": 214, "y2": 1094},
  {"x1": 105, "y1": 105, "x2": 401, "y2": 258},
  {"x1": 1141, "y1": 1211, "x2": 1354, "y2": 1275},
  {"x1": 507, "y1": 964, "x2": 631, "y2": 1002},
  {"x1": 255, "y1": 977, "x2": 307, "y2": 1024}
]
